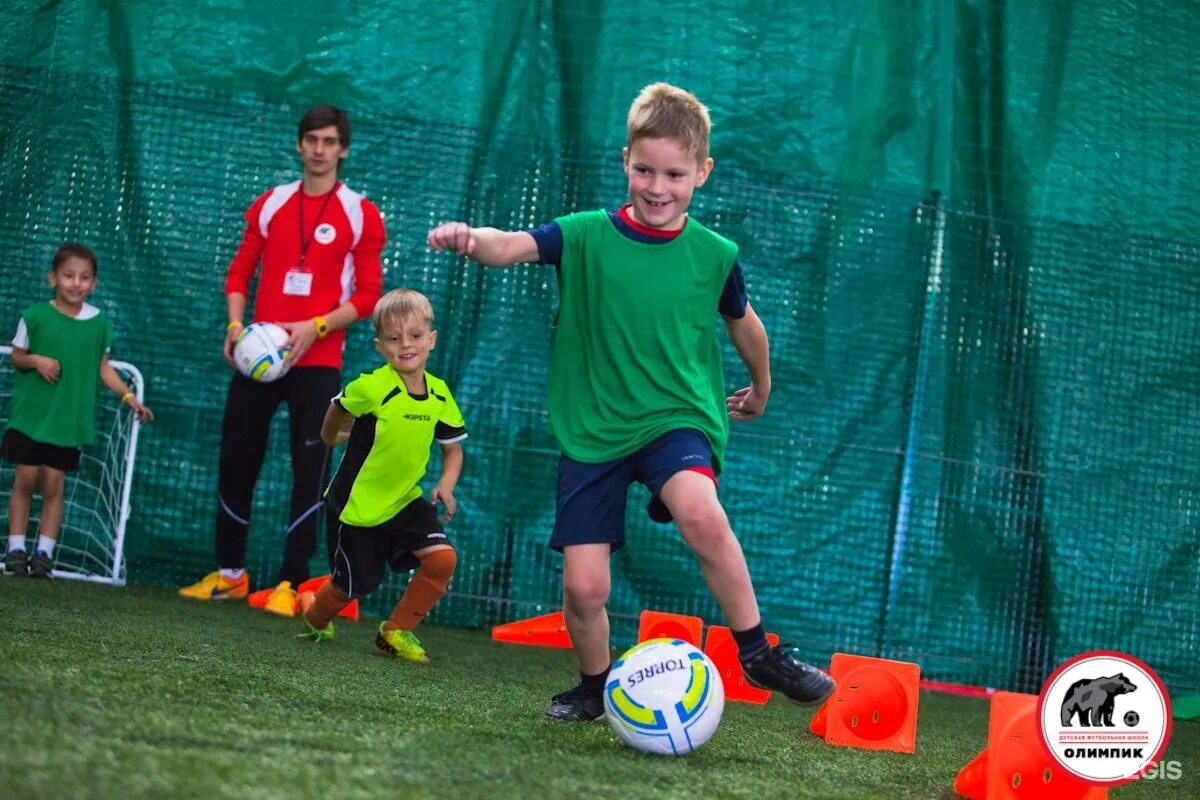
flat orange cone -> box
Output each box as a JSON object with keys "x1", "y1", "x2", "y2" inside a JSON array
[
  {"x1": 337, "y1": 598, "x2": 360, "y2": 621},
  {"x1": 491, "y1": 611, "x2": 573, "y2": 649},
  {"x1": 252, "y1": 576, "x2": 328, "y2": 610},
  {"x1": 953, "y1": 749, "x2": 988, "y2": 800},
  {"x1": 820, "y1": 653, "x2": 921, "y2": 753},
  {"x1": 702, "y1": 625, "x2": 780, "y2": 705},
  {"x1": 636, "y1": 610, "x2": 703, "y2": 647},
  {"x1": 953, "y1": 691, "x2": 1108, "y2": 800},
  {"x1": 296, "y1": 575, "x2": 328, "y2": 594},
  {"x1": 295, "y1": 575, "x2": 358, "y2": 620}
]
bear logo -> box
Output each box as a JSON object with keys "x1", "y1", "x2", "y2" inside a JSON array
[{"x1": 1060, "y1": 673, "x2": 1137, "y2": 727}]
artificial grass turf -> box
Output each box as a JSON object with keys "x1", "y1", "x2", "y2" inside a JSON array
[{"x1": 1, "y1": 578, "x2": 1195, "y2": 799}]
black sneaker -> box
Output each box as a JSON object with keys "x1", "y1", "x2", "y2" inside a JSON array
[
  {"x1": 740, "y1": 644, "x2": 835, "y2": 706},
  {"x1": 28, "y1": 550, "x2": 54, "y2": 580},
  {"x1": 545, "y1": 683, "x2": 605, "y2": 722},
  {"x1": 4, "y1": 549, "x2": 28, "y2": 576}
]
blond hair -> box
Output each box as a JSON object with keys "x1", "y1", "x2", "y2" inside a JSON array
[
  {"x1": 626, "y1": 82, "x2": 712, "y2": 163},
  {"x1": 372, "y1": 288, "x2": 434, "y2": 333}
]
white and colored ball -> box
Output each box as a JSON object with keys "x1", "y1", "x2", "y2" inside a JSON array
[
  {"x1": 604, "y1": 638, "x2": 725, "y2": 756},
  {"x1": 233, "y1": 322, "x2": 292, "y2": 382}
]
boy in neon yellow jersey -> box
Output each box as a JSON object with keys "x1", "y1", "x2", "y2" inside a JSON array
[
  {"x1": 297, "y1": 289, "x2": 466, "y2": 663},
  {"x1": 428, "y1": 83, "x2": 834, "y2": 719}
]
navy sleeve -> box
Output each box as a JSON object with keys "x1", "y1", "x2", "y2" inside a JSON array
[
  {"x1": 529, "y1": 221, "x2": 563, "y2": 266},
  {"x1": 718, "y1": 261, "x2": 748, "y2": 319}
]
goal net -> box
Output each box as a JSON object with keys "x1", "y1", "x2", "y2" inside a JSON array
[{"x1": 0, "y1": 345, "x2": 144, "y2": 585}]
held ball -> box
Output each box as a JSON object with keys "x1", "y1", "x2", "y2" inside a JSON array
[
  {"x1": 233, "y1": 322, "x2": 292, "y2": 382},
  {"x1": 604, "y1": 638, "x2": 724, "y2": 756}
]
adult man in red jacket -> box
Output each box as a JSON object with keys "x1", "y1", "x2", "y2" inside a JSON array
[{"x1": 180, "y1": 105, "x2": 384, "y2": 616}]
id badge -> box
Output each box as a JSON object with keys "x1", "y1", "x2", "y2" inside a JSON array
[{"x1": 283, "y1": 269, "x2": 313, "y2": 296}]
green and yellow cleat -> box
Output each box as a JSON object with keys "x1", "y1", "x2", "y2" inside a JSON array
[
  {"x1": 375, "y1": 622, "x2": 429, "y2": 663},
  {"x1": 296, "y1": 616, "x2": 335, "y2": 642}
]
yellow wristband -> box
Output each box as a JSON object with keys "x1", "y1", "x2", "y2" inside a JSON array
[
  {"x1": 120, "y1": 392, "x2": 134, "y2": 404},
  {"x1": 313, "y1": 315, "x2": 330, "y2": 338},
  {"x1": 226, "y1": 321, "x2": 243, "y2": 332}
]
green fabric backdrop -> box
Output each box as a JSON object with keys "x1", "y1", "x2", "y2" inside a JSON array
[{"x1": 0, "y1": 0, "x2": 1196, "y2": 695}]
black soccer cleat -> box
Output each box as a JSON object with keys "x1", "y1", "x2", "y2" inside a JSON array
[
  {"x1": 28, "y1": 550, "x2": 54, "y2": 580},
  {"x1": 4, "y1": 549, "x2": 28, "y2": 576},
  {"x1": 545, "y1": 683, "x2": 606, "y2": 722},
  {"x1": 740, "y1": 644, "x2": 835, "y2": 706}
]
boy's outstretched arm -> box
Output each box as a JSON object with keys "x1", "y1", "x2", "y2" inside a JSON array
[
  {"x1": 320, "y1": 402, "x2": 353, "y2": 446},
  {"x1": 99, "y1": 356, "x2": 154, "y2": 421},
  {"x1": 429, "y1": 442, "x2": 463, "y2": 523},
  {"x1": 427, "y1": 222, "x2": 539, "y2": 267},
  {"x1": 723, "y1": 302, "x2": 771, "y2": 421}
]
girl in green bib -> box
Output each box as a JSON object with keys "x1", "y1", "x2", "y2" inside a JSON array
[{"x1": 2, "y1": 244, "x2": 152, "y2": 578}]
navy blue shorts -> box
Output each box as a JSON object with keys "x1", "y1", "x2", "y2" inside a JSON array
[{"x1": 550, "y1": 428, "x2": 718, "y2": 552}]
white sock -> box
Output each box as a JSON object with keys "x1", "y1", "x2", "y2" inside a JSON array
[
  {"x1": 7, "y1": 535, "x2": 25, "y2": 553},
  {"x1": 37, "y1": 535, "x2": 56, "y2": 555},
  {"x1": 219, "y1": 568, "x2": 245, "y2": 580}
]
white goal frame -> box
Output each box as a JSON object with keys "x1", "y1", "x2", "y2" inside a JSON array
[{"x1": 0, "y1": 344, "x2": 144, "y2": 585}]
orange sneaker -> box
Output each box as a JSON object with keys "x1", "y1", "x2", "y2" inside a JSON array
[{"x1": 178, "y1": 571, "x2": 249, "y2": 601}]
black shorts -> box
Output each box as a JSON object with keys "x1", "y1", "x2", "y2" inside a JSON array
[
  {"x1": 0, "y1": 428, "x2": 82, "y2": 472},
  {"x1": 326, "y1": 497, "x2": 453, "y2": 599}
]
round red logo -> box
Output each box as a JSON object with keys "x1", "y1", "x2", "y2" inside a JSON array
[{"x1": 1037, "y1": 650, "x2": 1173, "y2": 785}]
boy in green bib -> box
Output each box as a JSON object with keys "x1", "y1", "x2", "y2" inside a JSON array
[
  {"x1": 428, "y1": 83, "x2": 834, "y2": 720},
  {"x1": 3, "y1": 244, "x2": 152, "y2": 578}
]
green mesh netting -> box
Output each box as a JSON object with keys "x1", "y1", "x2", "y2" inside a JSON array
[{"x1": 0, "y1": 1, "x2": 1196, "y2": 696}]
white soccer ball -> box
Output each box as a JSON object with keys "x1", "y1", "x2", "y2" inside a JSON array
[
  {"x1": 604, "y1": 638, "x2": 725, "y2": 756},
  {"x1": 233, "y1": 322, "x2": 292, "y2": 382}
]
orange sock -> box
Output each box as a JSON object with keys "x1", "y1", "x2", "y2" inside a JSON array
[
  {"x1": 304, "y1": 581, "x2": 350, "y2": 630},
  {"x1": 385, "y1": 548, "x2": 457, "y2": 631}
]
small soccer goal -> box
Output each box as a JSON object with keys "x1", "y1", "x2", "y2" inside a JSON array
[{"x1": 0, "y1": 345, "x2": 145, "y2": 585}]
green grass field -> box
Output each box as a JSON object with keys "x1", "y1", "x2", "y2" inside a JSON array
[{"x1": 1, "y1": 579, "x2": 1195, "y2": 799}]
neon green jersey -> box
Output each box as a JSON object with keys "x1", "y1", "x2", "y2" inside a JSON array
[{"x1": 326, "y1": 364, "x2": 466, "y2": 527}]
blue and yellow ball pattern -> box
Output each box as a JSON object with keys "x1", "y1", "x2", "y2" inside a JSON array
[
  {"x1": 603, "y1": 638, "x2": 725, "y2": 756},
  {"x1": 233, "y1": 322, "x2": 293, "y2": 383}
]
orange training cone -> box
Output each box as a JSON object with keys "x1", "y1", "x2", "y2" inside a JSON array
[
  {"x1": 248, "y1": 586, "x2": 272, "y2": 608},
  {"x1": 637, "y1": 609, "x2": 703, "y2": 647},
  {"x1": 703, "y1": 625, "x2": 780, "y2": 705},
  {"x1": 953, "y1": 691, "x2": 1108, "y2": 800},
  {"x1": 296, "y1": 575, "x2": 328, "y2": 594},
  {"x1": 491, "y1": 611, "x2": 573, "y2": 649},
  {"x1": 809, "y1": 701, "x2": 830, "y2": 736},
  {"x1": 294, "y1": 574, "x2": 359, "y2": 620},
  {"x1": 815, "y1": 653, "x2": 921, "y2": 753},
  {"x1": 953, "y1": 749, "x2": 989, "y2": 800},
  {"x1": 338, "y1": 599, "x2": 360, "y2": 621}
]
